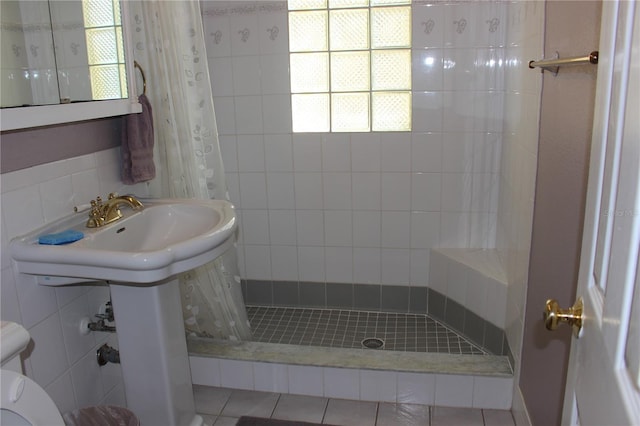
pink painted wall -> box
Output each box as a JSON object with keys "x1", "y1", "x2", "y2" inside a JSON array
[
  {"x1": 0, "y1": 117, "x2": 122, "y2": 174},
  {"x1": 521, "y1": 1, "x2": 602, "y2": 425}
]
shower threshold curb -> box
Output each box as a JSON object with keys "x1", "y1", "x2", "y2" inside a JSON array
[{"x1": 187, "y1": 338, "x2": 513, "y2": 377}]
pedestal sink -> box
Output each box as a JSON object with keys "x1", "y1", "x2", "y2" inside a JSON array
[{"x1": 10, "y1": 198, "x2": 238, "y2": 426}]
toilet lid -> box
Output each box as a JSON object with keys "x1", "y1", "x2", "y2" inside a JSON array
[{"x1": 0, "y1": 369, "x2": 64, "y2": 426}]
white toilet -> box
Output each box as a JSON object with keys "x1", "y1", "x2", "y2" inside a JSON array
[
  {"x1": 1, "y1": 321, "x2": 65, "y2": 425},
  {"x1": 0, "y1": 321, "x2": 138, "y2": 426}
]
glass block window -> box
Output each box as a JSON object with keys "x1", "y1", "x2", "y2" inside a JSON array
[
  {"x1": 83, "y1": 0, "x2": 127, "y2": 100},
  {"x1": 289, "y1": 0, "x2": 411, "y2": 132}
]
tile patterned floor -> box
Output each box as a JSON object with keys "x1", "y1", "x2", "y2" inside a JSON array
[
  {"x1": 247, "y1": 306, "x2": 487, "y2": 355},
  {"x1": 194, "y1": 385, "x2": 516, "y2": 426}
]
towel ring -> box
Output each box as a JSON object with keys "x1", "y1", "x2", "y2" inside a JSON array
[{"x1": 134, "y1": 61, "x2": 147, "y2": 95}]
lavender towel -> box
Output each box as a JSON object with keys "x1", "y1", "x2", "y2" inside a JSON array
[{"x1": 121, "y1": 93, "x2": 155, "y2": 184}]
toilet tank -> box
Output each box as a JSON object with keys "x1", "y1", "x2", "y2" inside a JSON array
[{"x1": 0, "y1": 322, "x2": 30, "y2": 373}]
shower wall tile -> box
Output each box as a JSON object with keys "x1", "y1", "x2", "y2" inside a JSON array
[
  {"x1": 412, "y1": 49, "x2": 444, "y2": 92},
  {"x1": 381, "y1": 285, "x2": 409, "y2": 311},
  {"x1": 232, "y1": 56, "x2": 262, "y2": 95},
  {"x1": 294, "y1": 173, "x2": 323, "y2": 210},
  {"x1": 220, "y1": 359, "x2": 255, "y2": 389},
  {"x1": 351, "y1": 134, "x2": 381, "y2": 172},
  {"x1": 241, "y1": 210, "x2": 270, "y2": 245},
  {"x1": 381, "y1": 173, "x2": 411, "y2": 210},
  {"x1": 325, "y1": 247, "x2": 353, "y2": 283},
  {"x1": 353, "y1": 210, "x2": 381, "y2": 247},
  {"x1": 265, "y1": 134, "x2": 294, "y2": 172},
  {"x1": 267, "y1": 173, "x2": 295, "y2": 209},
  {"x1": 296, "y1": 210, "x2": 324, "y2": 246},
  {"x1": 408, "y1": 286, "x2": 428, "y2": 314},
  {"x1": 411, "y1": 132, "x2": 443, "y2": 173},
  {"x1": 411, "y1": 173, "x2": 441, "y2": 211},
  {"x1": 203, "y1": 12, "x2": 231, "y2": 57},
  {"x1": 380, "y1": 249, "x2": 411, "y2": 286},
  {"x1": 234, "y1": 96, "x2": 263, "y2": 134},
  {"x1": 324, "y1": 211, "x2": 353, "y2": 247},
  {"x1": 209, "y1": 57, "x2": 234, "y2": 97},
  {"x1": 397, "y1": 372, "x2": 436, "y2": 405},
  {"x1": 472, "y1": 376, "x2": 513, "y2": 410},
  {"x1": 262, "y1": 94, "x2": 293, "y2": 134},
  {"x1": 260, "y1": 54, "x2": 291, "y2": 95},
  {"x1": 353, "y1": 283, "x2": 381, "y2": 310},
  {"x1": 209, "y1": 0, "x2": 514, "y2": 292},
  {"x1": 412, "y1": 4, "x2": 445, "y2": 48},
  {"x1": 269, "y1": 210, "x2": 297, "y2": 245},
  {"x1": 360, "y1": 370, "x2": 397, "y2": 403},
  {"x1": 323, "y1": 173, "x2": 352, "y2": 210},
  {"x1": 410, "y1": 250, "x2": 430, "y2": 288},
  {"x1": 244, "y1": 280, "x2": 273, "y2": 306},
  {"x1": 214, "y1": 97, "x2": 236, "y2": 135},
  {"x1": 237, "y1": 135, "x2": 265, "y2": 172},
  {"x1": 322, "y1": 134, "x2": 351, "y2": 172},
  {"x1": 351, "y1": 174, "x2": 381, "y2": 211},
  {"x1": 293, "y1": 134, "x2": 323, "y2": 171},
  {"x1": 353, "y1": 248, "x2": 381, "y2": 285},
  {"x1": 434, "y1": 374, "x2": 474, "y2": 407},
  {"x1": 323, "y1": 367, "x2": 360, "y2": 400},
  {"x1": 219, "y1": 136, "x2": 238, "y2": 172},
  {"x1": 297, "y1": 246, "x2": 325, "y2": 282},
  {"x1": 258, "y1": 9, "x2": 289, "y2": 54},
  {"x1": 412, "y1": 92, "x2": 444, "y2": 132},
  {"x1": 253, "y1": 362, "x2": 289, "y2": 393},
  {"x1": 229, "y1": 12, "x2": 259, "y2": 55},
  {"x1": 244, "y1": 245, "x2": 273, "y2": 280},
  {"x1": 326, "y1": 282, "x2": 353, "y2": 308},
  {"x1": 271, "y1": 246, "x2": 299, "y2": 282},
  {"x1": 289, "y1": 365, "x2": 324, "y2": 397},
  {"x1": 381, "y1": 211, "x2": 411, "y2": 248},
  {"x1": 273, "y1": 281, "x2": 299, "y2": 306},
  {"x1": 299, "y1": 281, "x2": 326, "y2": 307},
  {"x1": 192, "y1": 356, "x2": 513, "y2": 408},
  {"x1": 380, "y1": 133, "x2": 411, "y2": 172}
]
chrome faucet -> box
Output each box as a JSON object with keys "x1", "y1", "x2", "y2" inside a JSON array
[{"x1": 86, "y1": 193, "x2": 144, "y2": 228}]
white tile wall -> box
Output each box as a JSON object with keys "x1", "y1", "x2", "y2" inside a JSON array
[
  {"x1": 429, "y1": 248, "x2": 509, "y2": 329},
  {"x1": 201, "y1": 0, "x2": 540, "y2": 413},
  {"x1": 189, "y1": 355, "x2": 514, "y2": 410},
  {"x1": 202, "y1": 1, "x2": 513, "y2": 288},
  {"x1": 495, "y1": 0, "x2": 544, "y2": 417},
  {"x1": 0, "y1": 147, "x2": 150, "y2": 414}
]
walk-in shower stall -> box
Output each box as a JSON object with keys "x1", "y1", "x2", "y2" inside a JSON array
[{"x1": 188, "y1": 0, "x2": 544, "y2": 409}]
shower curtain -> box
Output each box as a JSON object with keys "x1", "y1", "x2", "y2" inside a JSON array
[{"x1": 128, "y1": 0, "x2": 251, "y2": 341}]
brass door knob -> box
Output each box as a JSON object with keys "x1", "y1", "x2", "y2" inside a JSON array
[{"x1": 543, "y1": 297, "x2": 583, "y2": 337}]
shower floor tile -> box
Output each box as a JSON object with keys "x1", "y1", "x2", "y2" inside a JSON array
[{"x1": 246, "y1": 306, "x2": 487, "y2": 355}]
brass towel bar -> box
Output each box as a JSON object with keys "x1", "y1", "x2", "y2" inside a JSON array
[{"x1": 529, "y1": 51, "x2": 598, "y2": 75}]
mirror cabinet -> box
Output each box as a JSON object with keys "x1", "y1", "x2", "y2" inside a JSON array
[{"x1": 0, "y1": 0, "x2": 141, "y2": 131}]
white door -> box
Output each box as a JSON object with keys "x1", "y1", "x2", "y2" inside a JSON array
[{"x1": 561, "y1": 1, "x2": 640, "y2": 425}]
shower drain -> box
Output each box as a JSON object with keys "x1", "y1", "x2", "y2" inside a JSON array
[{"x1": 361, "y1": 337, "x2": 385, "y2": 349}]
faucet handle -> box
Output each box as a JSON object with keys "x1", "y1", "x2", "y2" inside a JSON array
[{"x1": 108, "y1": 192, "x2": 118, "y2": 200}]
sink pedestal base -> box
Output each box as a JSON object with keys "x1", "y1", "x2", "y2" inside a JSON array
[{"x1": 110, "y1": 278, "x2": 202, "y2": 426}]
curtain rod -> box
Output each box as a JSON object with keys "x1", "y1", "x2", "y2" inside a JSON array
[{"x1": 529, "y1": 51, "x2": 598, "y2": 75}]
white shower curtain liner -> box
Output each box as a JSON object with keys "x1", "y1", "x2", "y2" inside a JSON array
[{"x1": 129, "y1": 0, "x2": 251, "y2": 341}]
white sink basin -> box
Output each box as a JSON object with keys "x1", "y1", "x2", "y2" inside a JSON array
[{"x1": 9, "y1": 198, "x2": 237, "y2": 285}]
